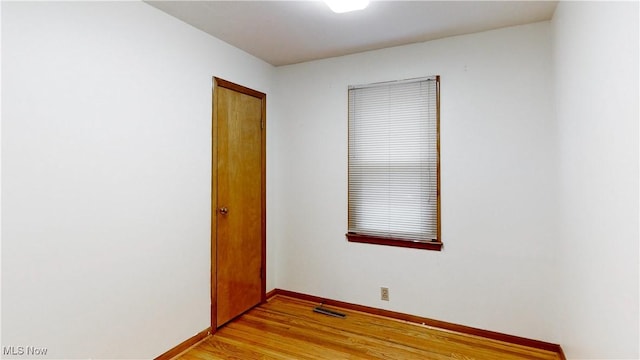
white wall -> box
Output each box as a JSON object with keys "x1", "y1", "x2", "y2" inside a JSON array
[
  {"x1": 1, "y1": 2, "x2": 276, "y2": 358},
  {"x1": 274, "y1": 22, "x2": 559, "y2": 343},
  {"x1": 552, "y1": 2, "x2": 639, "y2": 359}
]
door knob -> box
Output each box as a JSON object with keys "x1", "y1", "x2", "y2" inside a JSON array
[{"x1": 219, "y1": 207, "x2": 229, "y2": 215}]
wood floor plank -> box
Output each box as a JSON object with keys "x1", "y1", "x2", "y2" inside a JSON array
[
  {"x1": 244, "y1": 307, "x2": 457, "y2": 360},
  {"x1": 235, "y1": 316, "x2": 448, "y2": 360},
  {"x1": 176, "y1": 295, "x2": 562, "y2": 360},
  {"x1": 261, "y1": 298, "x2": 555, "y2": 360}
]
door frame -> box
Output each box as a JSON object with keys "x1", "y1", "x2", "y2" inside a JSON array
[{"x1": 211, "y1": 77, "x2": 266, "y2": 331}]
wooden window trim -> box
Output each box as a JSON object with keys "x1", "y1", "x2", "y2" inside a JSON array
[{"x1": 346, "y1": 233, "x2": 443, "y2": 251}]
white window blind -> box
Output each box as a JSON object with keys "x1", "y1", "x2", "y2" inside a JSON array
[{"x1": 348, "y1": 76, "x2": 439, "y2": 242}]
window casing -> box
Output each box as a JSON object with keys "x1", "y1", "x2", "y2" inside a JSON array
[{"x1": 346, "y1": 76, "x2": 441, "y2": 251}]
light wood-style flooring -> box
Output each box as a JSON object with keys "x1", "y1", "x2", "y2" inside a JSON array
[{"x1": 176, "y1": 295, "x2": 562, "y2": 360}]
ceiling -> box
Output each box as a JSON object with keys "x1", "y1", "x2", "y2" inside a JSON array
[{"x1": 145, "y1": 0, "x2": 558, "y2": 66}]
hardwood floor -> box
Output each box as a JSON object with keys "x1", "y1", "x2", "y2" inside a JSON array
[{"x1": 176, "y1": 295, "x2": 562, "y2": 360}]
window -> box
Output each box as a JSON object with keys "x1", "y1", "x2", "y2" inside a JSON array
[{"x1": 346, "y1": 76, "x2": 441, "y2": 251}]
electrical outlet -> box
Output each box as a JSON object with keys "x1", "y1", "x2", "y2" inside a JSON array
[{"x1": 381, "y1": 287, "x2": 389, "y2": 301}]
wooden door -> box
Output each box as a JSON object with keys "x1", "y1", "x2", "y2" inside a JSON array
[{"x1": 212, "y1": 78, "x2": 266, "y2": 328}]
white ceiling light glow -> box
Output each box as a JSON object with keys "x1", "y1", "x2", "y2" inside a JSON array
[{"x1": 324, "y1": 0, "x2": 370, "y2": 14}]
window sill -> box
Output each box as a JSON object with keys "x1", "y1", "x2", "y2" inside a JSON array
[{"x1": 346, "y1": 233, "x2": 442, "y2": 251}]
